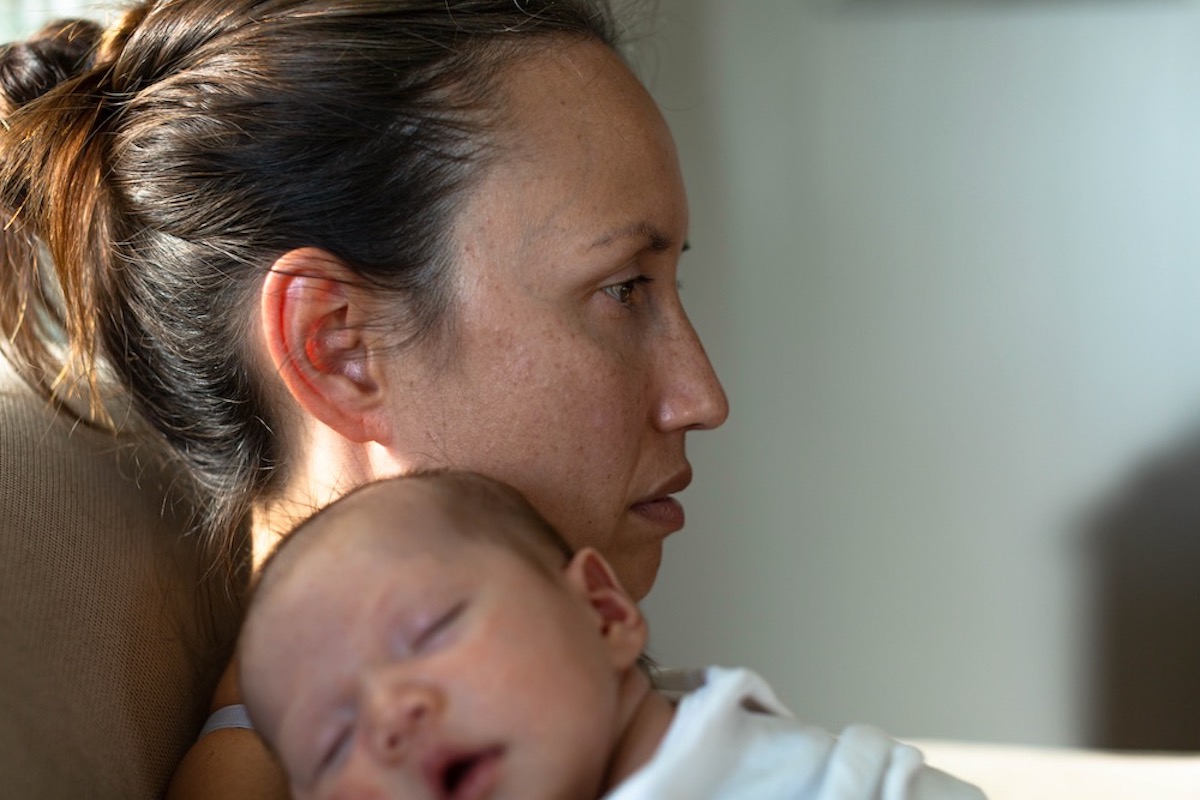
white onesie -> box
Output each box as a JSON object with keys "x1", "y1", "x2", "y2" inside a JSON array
[{"x1": 605, "y1": 666, "x2": 986, "y2": 800}]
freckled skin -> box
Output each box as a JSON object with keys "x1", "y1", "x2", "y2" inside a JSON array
[{"x1": 372, "y1": 41, "x2": 729, "y2": 599}]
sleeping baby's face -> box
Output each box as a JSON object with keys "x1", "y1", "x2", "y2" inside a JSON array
[{"x1": 240, "y1": 481, "x2": 644, "y2": 800}]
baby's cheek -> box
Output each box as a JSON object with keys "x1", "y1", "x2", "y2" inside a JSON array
[{"x1": 321, "y1": 761, "x2": 394, "y2": 800}]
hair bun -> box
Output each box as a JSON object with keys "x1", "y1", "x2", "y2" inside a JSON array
[{"x1": 0, "y1": 19, "x2": 102, "y2": 114}]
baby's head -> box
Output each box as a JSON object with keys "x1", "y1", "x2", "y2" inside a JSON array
[{"x1": 239, "y1": 471, "x2": 652, "y2": 800}]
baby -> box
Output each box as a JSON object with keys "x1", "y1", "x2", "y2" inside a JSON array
[{"x1": 239, "y1": 472, "x2": 986, "y2": 800}]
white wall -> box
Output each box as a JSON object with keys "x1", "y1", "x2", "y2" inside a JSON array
[
  {"x1": 0, "y1": 0, "x2": 103, "y2": 41},
  {"x1": 642, "y1": 0, "x2": 1200, "y2": 748}
]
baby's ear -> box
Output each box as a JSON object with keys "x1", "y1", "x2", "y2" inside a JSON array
[{"x1": 564, "y1": 548, "x2": 648, "y2": 670}]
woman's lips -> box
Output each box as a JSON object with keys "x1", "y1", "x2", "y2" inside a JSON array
[
  {"x1": 631, "y1": 467, "x2": 691, "y2": 533},
  {"x1": 630, "y1": 495, "x2": 685, "y2": 532}
]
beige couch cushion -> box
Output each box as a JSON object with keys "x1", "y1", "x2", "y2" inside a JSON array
[{"x1": 0, "y1": 356, "x2": 242, "y2": 798}]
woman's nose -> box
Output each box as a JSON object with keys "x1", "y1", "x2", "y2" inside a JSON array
[
  {"x1": 654, "y1": 311, "x2": 730, "y2": 433},
  {"x1": 363, "y1": 679, "x2": 443, "y2": 764}
]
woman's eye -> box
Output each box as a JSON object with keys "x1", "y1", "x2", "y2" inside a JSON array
[{"x1": 601, "y1": 275, "x2": 653, "y2": 306}]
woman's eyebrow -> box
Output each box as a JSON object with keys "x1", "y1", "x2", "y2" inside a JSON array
[{"x1": 587, "y1": 221, "x2": 677, "y2": 253}]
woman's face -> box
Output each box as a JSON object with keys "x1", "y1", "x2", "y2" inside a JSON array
[{"x1": 378, "y1": 40, "x2": 728, "y2": 599}]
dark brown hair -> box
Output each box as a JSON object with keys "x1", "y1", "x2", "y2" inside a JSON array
[{"x1": 0, "y1": 1, "x2": 621, "y2": 571}]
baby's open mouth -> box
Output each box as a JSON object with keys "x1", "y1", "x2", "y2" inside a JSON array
[{"x1": 435, "y1": 746, "x2": 505, "y2": 800}]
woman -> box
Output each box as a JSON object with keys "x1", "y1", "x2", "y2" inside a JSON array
[{"x1": 0, "y1": 1, "x2": 727, "y2": 796}]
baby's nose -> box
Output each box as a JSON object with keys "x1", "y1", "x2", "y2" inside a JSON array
[{"x1": 365, "y1": 679, "x2": 443, "y2": 763}]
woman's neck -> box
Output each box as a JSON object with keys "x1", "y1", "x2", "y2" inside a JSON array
[
  {"x1": 250, "y1": 499, "x2": 305, "y2": 570},
  {"x1": 250, "y1": 428, "x2": 401, "y2": 568}
]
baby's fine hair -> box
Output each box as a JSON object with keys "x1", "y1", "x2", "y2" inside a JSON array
[
  {"x1": 254, "y1": 470, "x2": 577, "y2": 603},
  {"x1": 0, "y1": 1, "x2": 622, "y2": 572}
]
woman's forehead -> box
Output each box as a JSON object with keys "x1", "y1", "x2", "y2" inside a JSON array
[
  {"x1": 454, "y1": 40, "x2": 684, "y2": 263},
  {"x1": 485, "y1": 42, "x2": 674, "y2": 180}
]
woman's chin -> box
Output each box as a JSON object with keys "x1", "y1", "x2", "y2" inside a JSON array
[{"x1": 609, "y1": 535, "x2": 667, "y2": 601}]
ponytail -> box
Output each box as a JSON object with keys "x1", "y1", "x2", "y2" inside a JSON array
[
  {"x1": 0, "y1": 19, "x2": 98, "y2": 113},
  {"x1": 0, "y1": 18, "x2": 111, "y2": 414}
]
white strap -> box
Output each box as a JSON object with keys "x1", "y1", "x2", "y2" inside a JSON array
[{"x1": 197, "y1": 703, "x2": 254, "y2": 739}]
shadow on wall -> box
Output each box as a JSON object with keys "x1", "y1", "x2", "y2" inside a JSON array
[{"x1": 1086, "y1": 430, "x2": 1200, "y2": 750}]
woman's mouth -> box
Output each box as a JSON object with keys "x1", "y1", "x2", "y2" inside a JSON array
[
  {"x1": 630, "y1": 468, "x2": 691, "y2": 533},
  {"x1": 630, "y1": 495, "x2": 685, "y2": 532}
]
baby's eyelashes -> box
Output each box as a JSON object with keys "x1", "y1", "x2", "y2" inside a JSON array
[{"x1": 411, "y1": 600, "x2": 467, "y2": 654}]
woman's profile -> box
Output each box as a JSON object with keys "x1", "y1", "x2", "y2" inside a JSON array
[{"x1": 0, "y1": 1, "x2": 728, "y2": 796}]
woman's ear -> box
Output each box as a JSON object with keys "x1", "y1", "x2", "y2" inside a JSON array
[
  {"x1": 259, "y1": 247, "x2": 386, "y2": 443},
  {"x1": 564, "y1": 547, "x2": 649, "y2": 671}
]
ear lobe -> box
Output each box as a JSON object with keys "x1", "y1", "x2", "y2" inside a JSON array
[
  {"x1": 260, "y1": 247, "x2": 385, "y2": 443},
  {"x1": 565, "y1": 548, "x2": 648, "y2": 670}
]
